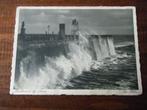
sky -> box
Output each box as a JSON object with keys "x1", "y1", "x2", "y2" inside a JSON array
[{"x1": 18, "y1": 8, "x2": 134, "y2": 35}]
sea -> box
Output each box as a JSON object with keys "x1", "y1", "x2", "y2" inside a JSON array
[
  {"x1": 14, "y1": 34, "x2": 138, "y2": 90},
  {"x1": 66, "y1": 45, "x2": 138, "y2": 90}
]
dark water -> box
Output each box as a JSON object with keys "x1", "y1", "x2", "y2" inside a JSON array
[{"x1": 66, "y1": 45, "x2": 138, "y2": 90}]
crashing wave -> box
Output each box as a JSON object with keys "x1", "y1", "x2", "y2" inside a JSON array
[{"x1": 15, "y1": 32, "x2": 118, "y2": 90}]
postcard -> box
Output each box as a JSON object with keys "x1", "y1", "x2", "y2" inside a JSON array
[{"x1": 10, "y1": 6, "x2": 142, "y2": 95}]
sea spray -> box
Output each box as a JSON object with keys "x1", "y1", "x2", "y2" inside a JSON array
[
  {"x1": 15, "y1": 34, "x2": 93, "y2": 90},
  {"x1": 15, "y1": 32, "x2": 116, "y2": 90}
]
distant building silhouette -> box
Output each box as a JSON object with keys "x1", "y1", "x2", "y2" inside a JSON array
[
  {"x1": 71, "y1": 19, "x2": 79, "y2": 35},
  {"x1": 59, "y1": 24, "x2": 65, "y2": 40}
]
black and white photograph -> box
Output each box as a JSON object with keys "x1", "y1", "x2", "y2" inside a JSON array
[{"x1": 10, "y1": 6, "x2": 142, "y2": 95}]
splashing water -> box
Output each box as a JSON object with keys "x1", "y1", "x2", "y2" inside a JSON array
[
  {"x1": 15, "y1": 33, "x2": 93, "y2": 90},
  {"x1": 14, "y1": 31, "x2": 119, "y2": 90}
]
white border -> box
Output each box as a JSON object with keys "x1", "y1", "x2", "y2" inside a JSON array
[{"x1": 10, "y1": 6, "x2": 142, "y2": 95}]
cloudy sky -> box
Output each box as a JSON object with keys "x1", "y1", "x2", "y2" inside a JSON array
[{"x1": 18, "y1": 8, "x2": 134, "y2": 35}]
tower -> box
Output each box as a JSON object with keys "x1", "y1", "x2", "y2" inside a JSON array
[
  {"x1": 19, "y1": 21, "x2": 26, "y2": 40},
  {"x1": 20, "y1": 21, "x2": 25, "y2": 35},
  {"x1": 18, "y1": 21, "x2": 26, "y2": 49},
  {"x1": 71, "y1": 19, "x2": 79, "y2": 35},
  {"x1": 59, "y1": 23, "x2": 65, "y2": 40}
]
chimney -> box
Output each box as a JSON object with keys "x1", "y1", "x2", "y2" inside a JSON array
[{"x1": 59, "y1": 24, "x2": 65, "y2": 39}]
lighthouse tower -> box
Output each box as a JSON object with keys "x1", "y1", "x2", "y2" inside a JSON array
[
  {"x1": 20, "y1": 21, "x2": 25, "y2": 35},
  {"x1": 19, "y1": 21, "x2": 26, "y2": 40},
  {"x1": 71, "y1": 19, "x2": 79, "y2": 36}
]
